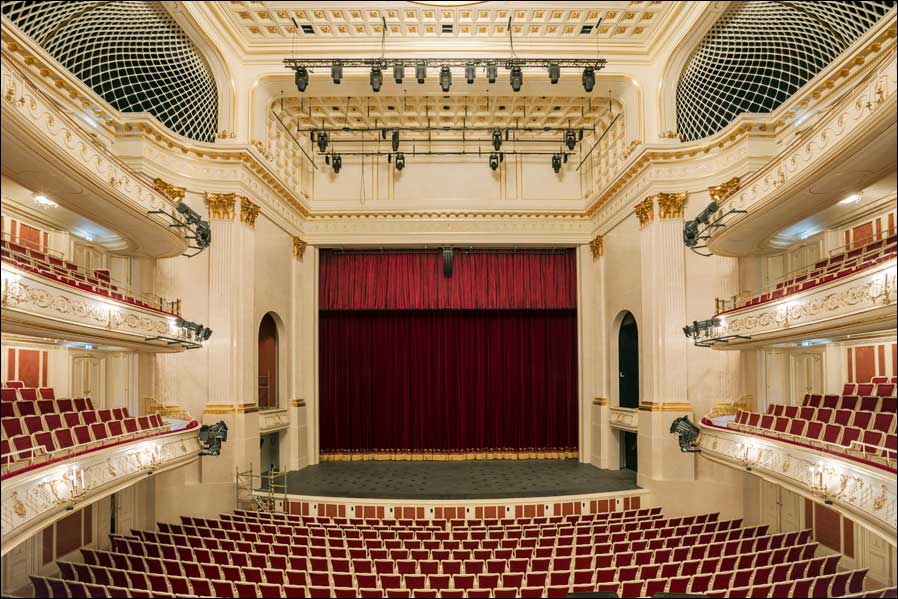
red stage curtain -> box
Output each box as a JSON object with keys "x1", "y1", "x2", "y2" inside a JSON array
[
  {"x1": 319, "y1": 250, "x2": 576, "y2": 310},
  {"x1": 319, "y1": 310, "x2": 578, "y2": 457}
]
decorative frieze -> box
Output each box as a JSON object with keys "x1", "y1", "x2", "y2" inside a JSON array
[
  {"x1": 609, "y1": 407, "x2": 639, "y2": 432},
  {"x1": 656, "y1": 192, "x2": 688, "y2": 220},
  {"x1": 259, "y1": 408, "x2": 290, "y2": 433},
  {"x1": 634, "y1": 197, "x2": 655, "y2": 228},
  {"x1": 707, "y1": 177, "x2": 740, "y2": 204},
  {"x1": 589, "y1": 235, "x2": 604, "y2": 259},
  {"x1": 205, "y1": 193, "x2": 237, "y2": 220},
  {"x1": 240, "y1": 197, "x2": 261, "y2": 227},
  {"x1": 153, "y1": 177, "x2": 186, "y2": 203},
  {"x1": 292, "y1": 236, "x2": 307, "y2": 260}
]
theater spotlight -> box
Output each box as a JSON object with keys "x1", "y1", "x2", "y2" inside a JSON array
[
  {"x1": 391, "y1": 130, "x2": 400, "y2": 152},
  {"x1": 551, "y1": 153, "x2": 562, "y2": 173},
  {"x1": 486, "y1": 62, "x2": 498, "y2": 84},
  {"x1": 440, "y1": 65, "x2": 452, "y2": 92},
  {"x1": 198, "y1": 421, "x2": 228, "y2": 456},
  {"x1": 670, "y1": 416, "x2": 701, "y2": 453},
  {"x1": 395, "y1": 152, "x2": 405, "y2": 171},
  {"x1": 294, "y1": 67, "x2": 309, "y2": 92},
  {"x1": 194, "y1": 223, "x2": 211, "y2": 249},
  {"x1": 416, "y1": 62, "x2": 427, "y2": 84},
  {"x1": 316, "y1": 130, "x2": 329, "y2": 153},
  {"x1": 370, "y1": 66, "x2": 383, "y2": 92},
  {"x1": 509, "y1": 65, "x2": 523, "y2": 92},
  {"x1": 582, "y1": 66, "x2": 595, "y2": 92},
  {"x1": 564, "y1": 129, "x2": 577, "y2": 150},
  {"x1": 332, "y1": 153, "x2": 342, "y2": 173},
  {"x1": 393, "y1": 62, "x2": 405, "y2": 83},
  {"x1": 492, "y1": 130, "x2": 502, "y2": 151},
  {"x1": 176, "y1": 201, "x2": 202, "y2": 226},
  {"x1": 331, "y1": 61, "x2": 342, "y2": 84},
  {"x1": 683, "y1": 220, "x2": 701, "y2": 248},
  {"x1": 548, "y1": 63, "x2": 560, "y2": 84},
  {"x1": 694, "y1": 200, "x2": 720, "y2": 225},
  {"x1": 200, "y1": 326, "x2": 213, "y2": 341},
  {"x1": 465, "y1": 63, "x2": 476, "y2": 84},
  {"x1": 489, "y1": 153, "x2": 500, "y2": 171}
]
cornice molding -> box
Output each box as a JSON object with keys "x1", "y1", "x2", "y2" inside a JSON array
[{"x1": 205, "y1": 193, "x2": 236, "y2": 221}]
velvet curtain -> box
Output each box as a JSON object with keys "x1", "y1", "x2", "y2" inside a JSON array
[{"x1": 318, "y1": 249, "x2": 578, "y2": 459}]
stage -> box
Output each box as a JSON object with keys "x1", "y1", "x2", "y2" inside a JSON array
[{"x1": 277, "y1": 460, "x2": 638, "y2": 500}]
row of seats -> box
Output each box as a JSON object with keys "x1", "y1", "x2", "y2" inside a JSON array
[
  {"x1": 716, "y1": 234, "x2": 896, "y2": 314},
  {"x1": 764, "y1": 406, "x2": 895, "y2": 432},
  {"x1": 1, "y1": 238, "x2": 178, "y2": 315}
]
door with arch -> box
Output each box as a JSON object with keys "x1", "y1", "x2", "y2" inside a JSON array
[
  {"x1": 258, "y1": 313, "x2": 279, "y2": 409},
  {"x1": 618, "y1": 312, "x2": 639, "y2": 409}
]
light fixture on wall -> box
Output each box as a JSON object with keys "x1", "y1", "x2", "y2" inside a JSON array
[
  {"x1": 489, "y1": 153, "x2": 500, "y2": 171},
  {"x1": 551, "y1": 153, "x2": 562, "y2": 173},
  {"x1": 394, "y1": 152, "x2": 405, "y2": 171},
  {"x1": 33, "y1": 194, "x2": 58, "y2": 209}
]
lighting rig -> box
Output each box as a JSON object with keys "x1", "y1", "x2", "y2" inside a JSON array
[
  {"x1": 683, "y1": 318, "x2": 751, "y2": 348},
  {"x1": 147, "y1": 202, "x2": 211, "y2": 258},
  {"x1": 683, "y1": 200, "x2": 747, "y2": 256}
]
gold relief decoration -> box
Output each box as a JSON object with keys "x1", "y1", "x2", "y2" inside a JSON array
[
  {"x1": 657, "y1": 192, "x2": 688, "y2": 220},
  {"x1": 204, "y1": 193, "x2": 236, "y2": 220},
  {"x1": 593, "y1": 397, "x2": 608, "y2": 406},
  {"x1": 638, "y1": 402, "x2": 693, "y2": 412},
  {"x1": 873, "y1": 484, "x2": 887, "y2": 510},
  {"x1": 152, "y1": 178, "x2": 185, "y2": 203},
  {"x1": 634, "y1": 197, "x2": 654, "y2": 228},
  {"x1": 240, "y1": 197, "x2": 261, "y2": 228},
  {"x1": 589, "y1": 236, "x2": 604, "y2": 259},
  {"x1": 12, "y1": 491, "x2": 26, "y2": 517},
  {"x1": 291, "y1": 398, "x2": 307, "y2": 407},
  {"x1": 708, "y1": 177, "x2": 741, "y2": 204},
  {"x1": 293, "y1": 236, "x2": 307, "y2": 259}
]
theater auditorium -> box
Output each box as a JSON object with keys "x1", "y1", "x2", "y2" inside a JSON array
[{"x1": 0, "y1": 1, "x2": 896, "y2": 598}]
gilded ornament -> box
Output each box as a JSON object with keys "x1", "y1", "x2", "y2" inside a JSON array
[
  {"x1": 708, "y1": 177, "x2": 740, "y2": 204},
  {"x1": 12, "y1": 491, "x2": 26, "y2": 517},
  {"x1": 205, "y1": 193, "x2": 236, "y2": 220},
  {"x1": 292, "y1": 236, "x2": 307, "y2": 259},
  {"x1": 589, "y1": 235, "x2": 604, "y2": 259},
  {"x1": 240, "y1": 197, "x2": 261, "y2": 227},
  {"x1": 153, "y1": 178, "x2": 185, "y2": 203},
  {"x1": 634, "y1": 197, "x2": 654, "y2": 228},
  {"x1": 656, "y1": 192, "x2": 688, "y2": 220}
]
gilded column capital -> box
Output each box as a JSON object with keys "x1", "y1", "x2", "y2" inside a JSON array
[
  {"x1": 657, "y1": 192, "x2": 688, "y2": 220},
  {"x1": 153, "y1": 178, "x2": 185, "y2": 203},
  {"x1": 239, "y1": 197, "x2": 261, "y2": 228},
  {"x1": 292, "y1": 236, "x2": 307, "y2": 260},
  {"x1": 589, "y1": 235, "x2": 604, "y2": 259},
  {"x1": 708, "y1": 177, "x2": 741, "y2": 204},
  {"x1": 634, "y1": 197, "x2": 655, "y2": 229},
  {"x1": 204, "y1": 193, "x2": 236, "y2": 220}
]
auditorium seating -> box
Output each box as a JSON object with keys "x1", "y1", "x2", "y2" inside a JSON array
[
  {"x1": 29, "y1": 507, "x2": 875, "y2": 598},
  {"x1": 1, "y1": 237, "x2": 179, "y2": 316},
  {"x1": 1, "y1": 384, "x2": 167, "y2": 473},
  {"x1": 729, "y1": 378, "x2": 897, "y2": 468},
  {"x1": 716, "y1": 234, "x2": 897, "y2": 314}
]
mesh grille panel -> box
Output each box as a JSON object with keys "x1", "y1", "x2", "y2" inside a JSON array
[
  {"x1": 3, "y1": 0, "x2": 218, "y2": 143},
  {"x1": 676, "y1": 1, "x2": 893, "y2": 142}
]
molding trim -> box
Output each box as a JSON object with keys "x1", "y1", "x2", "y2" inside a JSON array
[
  {"x1": 290, "y1": 398, "x2": 307, "y2": 408},
  {"x1": 152, "y1": 178, "x2": 186, "y2": 203},
  {"x1": 638, "y1": 402, "x2": 693, "y2": 412},
  {"x1": 708, "y1": 176, "x2": 741, "y2": 204},
  {"x1": 205, "y1": 193, "x2": 236, "y2": 221},
  {"x1": 593, "y1": 397, "x2": 608, "y2": 406},
  {"x1": 203, "y1": 403, "x2": 258, "y2": 415}
]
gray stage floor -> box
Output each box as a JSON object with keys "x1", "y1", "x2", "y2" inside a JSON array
[{"x1": 276, "y1": 460, "x2": 638, "y2": 500}]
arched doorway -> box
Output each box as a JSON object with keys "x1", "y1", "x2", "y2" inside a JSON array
[
  {"x1": 617, "y1": 311, "x2": 639, "y2": 472},
  {"x1": 258, "y1": 313, "x2": 278, "y2": 409}
]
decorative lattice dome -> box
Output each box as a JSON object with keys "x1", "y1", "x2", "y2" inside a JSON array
[
  {"x1": 676, "y1": 1, "x2": 894, "y2": 142},
  {"x1": 2, "y1": 1, "x2": 218, "y2": 143}
]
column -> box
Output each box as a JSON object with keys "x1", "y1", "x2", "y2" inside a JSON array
[
  {"x1": 636, "y1": 192, "x2": 695, "y2": 483},
  {"x1": 588, "y1": 235, "x2": 614, "y2": 469},
  {"x1": 201, "y1": 193, "x2": 260, "y2": 489},
  {"x1": 285, "y1": 235, "x2": 309, "y2": 471}
]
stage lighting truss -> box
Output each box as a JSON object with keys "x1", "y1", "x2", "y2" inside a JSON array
[
  {"x1": 146, "y1": 202, "x2": 211, "y2": 258},
  {"x1": 683, "y1": 205, "x2": 748, "y2": 257},
  {"x1": 683, "y1": 318, "x2": 751, "y2": 348}
]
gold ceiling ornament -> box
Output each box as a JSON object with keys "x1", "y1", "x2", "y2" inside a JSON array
[
  {"x1": 293, "y1": 236, "x2": 308, "y2": 259},
  {"x1": 708, "y1": 176, "x2": 741, "y2": 204},
  {"x1": 634, "y1": 197, "x2": 655, "y2": 228},
  {"x1": 204, "y1": 193, "x2": 236, "y2": 220},
  {"x1": 240, "y1": 197, "x2": 261, "y2": 228},
  {"x1": 657, "y1": 191, "x2": 688, "y2": 220},
  {"x1": 589, "y1": 235, "x2": 604, "y2": 259},
  {"x1": 152, "y1": 177, "x2": 185, "y2": 203}
]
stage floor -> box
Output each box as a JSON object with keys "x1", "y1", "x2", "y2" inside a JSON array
[{"x1": 278, "y1": 460, "x2": 638, "y2": 500}]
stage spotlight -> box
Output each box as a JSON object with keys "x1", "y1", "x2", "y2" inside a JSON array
[
  {"x1": 194, "y1": 222, "x2": 211, "y2": 249},
  {"x1": 332, "y1": 153, "x2": 342, "y2": 173},
  {"x1": 316, "y1": 130, "x2": 329, "y2": 153},
  {"x1": 548, "y1": 62, "x2": 560, "y2": 84},
  {"x1": 582, "y1": 66, "x2": 595, "y2": 92},
  {"x1": 509, "y1": 65, "x2": 523, "y2": 92},
  {"x1": 391, "y1": 130, "x2": 400, "y2": 151},
  {"x1": 331, "y1": 61, "x2": 342, "y2": 84},
  {"x1": 294, "y1": 67, "x2": 309, "y2": 92},
  {"x1": 551, "y1": 153, "x2": 562, "y2": 173},
  {"x1": 201, "y1": 326, "x2": 213, "y2": 341},
  {"x1": 440, "y1": 66, "x2": 452, "y2": 92},
  {"x1": 393, "y1": 62, "x2": 405, "y2": 84},
  {"x1": 465, "y1": 63, "x2": 476, "y2": 84},
  {"x1": 489, "y1": 152, "x2": 500, "y2": 171},
  {"x1": 176, "y1": 201, "x2": 202, "y2": 226},
  {"x1": 683, "y1": 220, "x2": 701, "y2": 247},
  {"x1": 564, "y1": 129, "x2": 577, "y2": 151},
  {"x1": 491, "y1": 130, "x2": 502, "y2": 151},
  {"x1": 694, "y1": 201, "x2": 720, "y2": 225},
  {"x1": 670, "y1": 416, "x2": 701, "y2": 453},
  {"x1": 395, "y1": 152, "x2": 405, "y2": 171},
  {"x1": 486, "y1": 62, "x2": 498, "y2": 84},
  {"x1": 416, "y1": 62, "x2": 427, "y2": 84},
  {"x1": 370, "y1": 66, "x2": 383, "y2": 92},
  {"x1": 198, "y1": 421, "x2": 228, "y2": 456}
]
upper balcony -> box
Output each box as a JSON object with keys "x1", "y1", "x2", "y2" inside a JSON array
[{"x1": 1, "y1": 57, "x2": 192, "y2": 259}]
